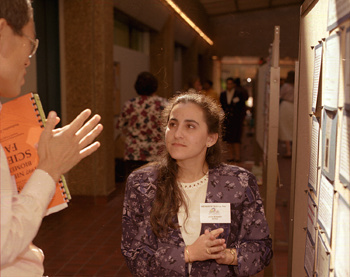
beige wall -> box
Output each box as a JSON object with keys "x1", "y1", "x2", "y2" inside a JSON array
[{"x1": 211, "y1": 6, "x2": 300, "y2": 59}]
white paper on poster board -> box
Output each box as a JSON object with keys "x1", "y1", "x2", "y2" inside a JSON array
[
  {"x1": 339, "y1": 109, "x2": 350, "y2": 187},
  {"x1": 322, "y1": 109, "x2": 338, "y2": 181},
  {"x1": 327, "y1": 0, "x2": 350, "y2": 31},
  {"x1": 334, "y1": 194, "x2": 350, "y2": 277},
  {"x1": 316, "y1": 233, "x2": 331, "y2": 277},
  {"x1": 309, "y1": 116, "x2": 320, "y2": 193},
  {"x1": 307, "y1": 192, "x2": 318, "y2": 243},
  {"x1": 317, "y1": 174, "x2": 334, "y2": 242},
  {"x1": 323, "y1": 33, "x2": 340, "y2": 110},
  {"x1": 344, "y1": 27, "x2": 350, "y2": 109},
  {"x1": 304, "y1": 231, "x2": 316, "y2": 277},
  {"x1": 312, "y1": 43, "x2": 323, "y2": 112}
]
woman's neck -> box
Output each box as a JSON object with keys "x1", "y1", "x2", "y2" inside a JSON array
[{"x1": 177, "y1": 161, "x2": 208, "y2": 183}]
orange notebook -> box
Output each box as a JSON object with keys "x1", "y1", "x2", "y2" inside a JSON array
[{"x1": 0, "y1": 92, "x2": 71, "y2": 215}]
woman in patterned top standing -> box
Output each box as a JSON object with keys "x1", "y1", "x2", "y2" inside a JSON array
[
  {"x1": 115, "y1": 72, "x2": 168, "y2": 174},
  {"x1": 121, "y1": 92, "x2": 272, "y2": 276}
]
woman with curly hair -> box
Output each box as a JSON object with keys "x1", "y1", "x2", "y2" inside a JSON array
[{"x1": 122, "y1": 92, "x2": 272, "y2": 276}]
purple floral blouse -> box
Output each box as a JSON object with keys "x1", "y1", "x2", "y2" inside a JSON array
[
  {"x1": 115, "y1": 95, "x2": 168, "y2": 161},
  {"x1": 121, "y1": 163, "x2": 273, "y2": 276}
]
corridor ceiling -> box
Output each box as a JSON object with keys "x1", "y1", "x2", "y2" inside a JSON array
[{"x1": 198, "y1": 0, "x2": 304, "y2": 17}]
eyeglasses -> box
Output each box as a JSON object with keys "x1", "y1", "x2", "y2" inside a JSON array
[{"x1": 23, "y1": 34, "x2": 39, "y2": 58}]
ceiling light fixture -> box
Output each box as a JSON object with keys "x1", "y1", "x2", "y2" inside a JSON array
[{"x1": 164, "y1": 0, "x2": 214, "y2": 46}]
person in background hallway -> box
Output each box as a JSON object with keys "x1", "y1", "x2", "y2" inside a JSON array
[
  {"x1": 202, "y1": 79, "x2": 219, "y2": 103},
  {"x1": 185, "y1": 76, "x2": 202, "y2": 94},
  {"x1": 220, "y1": 77, "x2": 248, "y2": 163},
  {"x1": 122, "y1": 92, "x2": 272, "y2": 276},
  {"x1": 0, "y1": 0, "x2": 103, "y2": 275},
  {"x1": 279, "y1": 70, "x2": 295, "y2": 158},
  {"x1": 115, "y1": 71, "x2": 168, "y2": 175}
]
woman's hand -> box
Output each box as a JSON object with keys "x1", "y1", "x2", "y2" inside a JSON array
[
  {"x1": 215, "y1": 248, "x2": 237, "y2": 265},
  {"x1": 37, "y1": 109, "x2": 103, "y2": 182},
  {"x1": 186, "y1": 228, "x2": 226, "y2": 262}
]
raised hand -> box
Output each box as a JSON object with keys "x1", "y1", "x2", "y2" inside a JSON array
[
  {"x1": 36, "y1": 109, "x2": 103, "y2": 182},
  {"x1": 186, "y1": 228, "x2": 226, "y2": 262}
]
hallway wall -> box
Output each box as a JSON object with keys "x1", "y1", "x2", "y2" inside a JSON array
[
  {"x1": 211, "y1": 5, "x2": 300, "y2": 59},
  {"x1": 113, "y1": 45, "x2": 149, "y2": 109}
]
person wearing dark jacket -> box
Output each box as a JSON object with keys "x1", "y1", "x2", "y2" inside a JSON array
[{"x1": 220, "y1": 78, "x2": 249, "y2": 163}]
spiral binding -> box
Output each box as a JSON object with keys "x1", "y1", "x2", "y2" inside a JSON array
[
  {"x1": 30, "y1": 93, "x2": 69, "y2": 203},
  {"x1": 59, "y1": 179, "x2": 69, "y2": 201}
]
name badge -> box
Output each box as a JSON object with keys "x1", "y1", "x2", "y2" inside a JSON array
[{"x1": 200, "y1": 203, "x2": 231, "y2": 223}]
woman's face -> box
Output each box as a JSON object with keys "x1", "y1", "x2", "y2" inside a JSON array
[{"x1": 165, "y1": 102, "x2": 218, "y2": 165}]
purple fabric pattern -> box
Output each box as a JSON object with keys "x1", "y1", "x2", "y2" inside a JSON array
[{"x1": 121, "y1": 163, "x2": 273, "y2": 276}]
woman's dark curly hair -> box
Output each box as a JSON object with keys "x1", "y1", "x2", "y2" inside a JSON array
[
  {"x1": 134, "y1": 72, "x2": 158, "y2": 96},
  {"x1": 150, "y1": 92, "x2": 224, "y2": 237}
]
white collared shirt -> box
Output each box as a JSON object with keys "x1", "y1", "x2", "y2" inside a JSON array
[{"x1": 0, "y1": 145, "x2": 56, "y2": 276}]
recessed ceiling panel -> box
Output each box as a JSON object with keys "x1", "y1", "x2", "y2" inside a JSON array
[
  {"x1": 237, "y1": 0, "x2": 270, "y2": 11},
  {"x1": 272, "y1": 0, "x2": 303, "y2": 7},
  {"x1": 201, "y1": 0, "x2": 237, "y2": 15},
  {"x1": 198, "y1": 0, "x2": 303, "y2": 16}
]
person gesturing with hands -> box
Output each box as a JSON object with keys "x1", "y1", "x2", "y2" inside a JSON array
[
  {"x1": 0, "y1": 1, "x2": 103, "y2": 274},
  {"x1": 122, "y1": 93, "x2": 272, "y2": 276},
  {"x1": 37, "y1": 109, "x2": 103, "y2": 182},
  {"x1": 0, "y1": 107, "x2": 103, "y2": 276}
]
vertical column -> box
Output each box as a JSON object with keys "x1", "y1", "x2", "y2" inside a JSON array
[
  {"x1": 212, "y1": 58, "x2": 222, "y2": 93},
  {"x1": 198, "y1": 50, "x2": 214, "y2": 84},
  {"x1": 182, "y1": 38, "x2": 199, "y2": 89},
  {"x1": 60, "y1": 0, "x2": 115, "y2": 199},
  {"x1": 150, "y1": 15, "x2": 175, "y2": 99}
]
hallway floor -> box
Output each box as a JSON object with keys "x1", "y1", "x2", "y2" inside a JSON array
[{"x1": 33, "y1": 125, "x2": 291, "y2": 276}]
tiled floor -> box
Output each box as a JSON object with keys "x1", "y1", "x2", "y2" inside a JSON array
[
  {"x1": 33, "y1": 126, "x2": 291, "y2": 276},
  {"x1": 34, "y1": 188, "x2": 131, "y2": 277}
]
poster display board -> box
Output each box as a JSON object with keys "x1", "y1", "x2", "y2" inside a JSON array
[
  {"x1": 307, "y1": 193, "x2": 318, "y2": 243},
  {"x1": 343, "y1": 27, "x2": 350, "y2": 108},
  {"x1": 339, "y1": 109, "x2": 350, "y2": 187},
  {"x1": 309, "y1": 116, "x2": 320, "y2": 193},
  {"x1": 304, "y1": 231, "x2": 315, "y2": 277},
  {"x1": 312, "y1": 43, "x2": 323, "y2": 112},
  {"x1": 323, "y1": 33, "x2": 340, "y2": 110},
  {"x1": 316, "y1": 234, "x2": 331, "y2": 277},
  {"x1": 321, "y1": 109, "x2": 338, "y2": 181},
  {"x1": 317, "y1": 175, "x2": 334, "y2": 242},
  {"x1": 334, "y1": 194, "x2": 350, "y2": 276},
  {"x1": 292, "y1": 1, "x2": 350, "y2": 276},
  {"x1": 327, "y1": 0, "x2": 350, "y2": 31}
]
